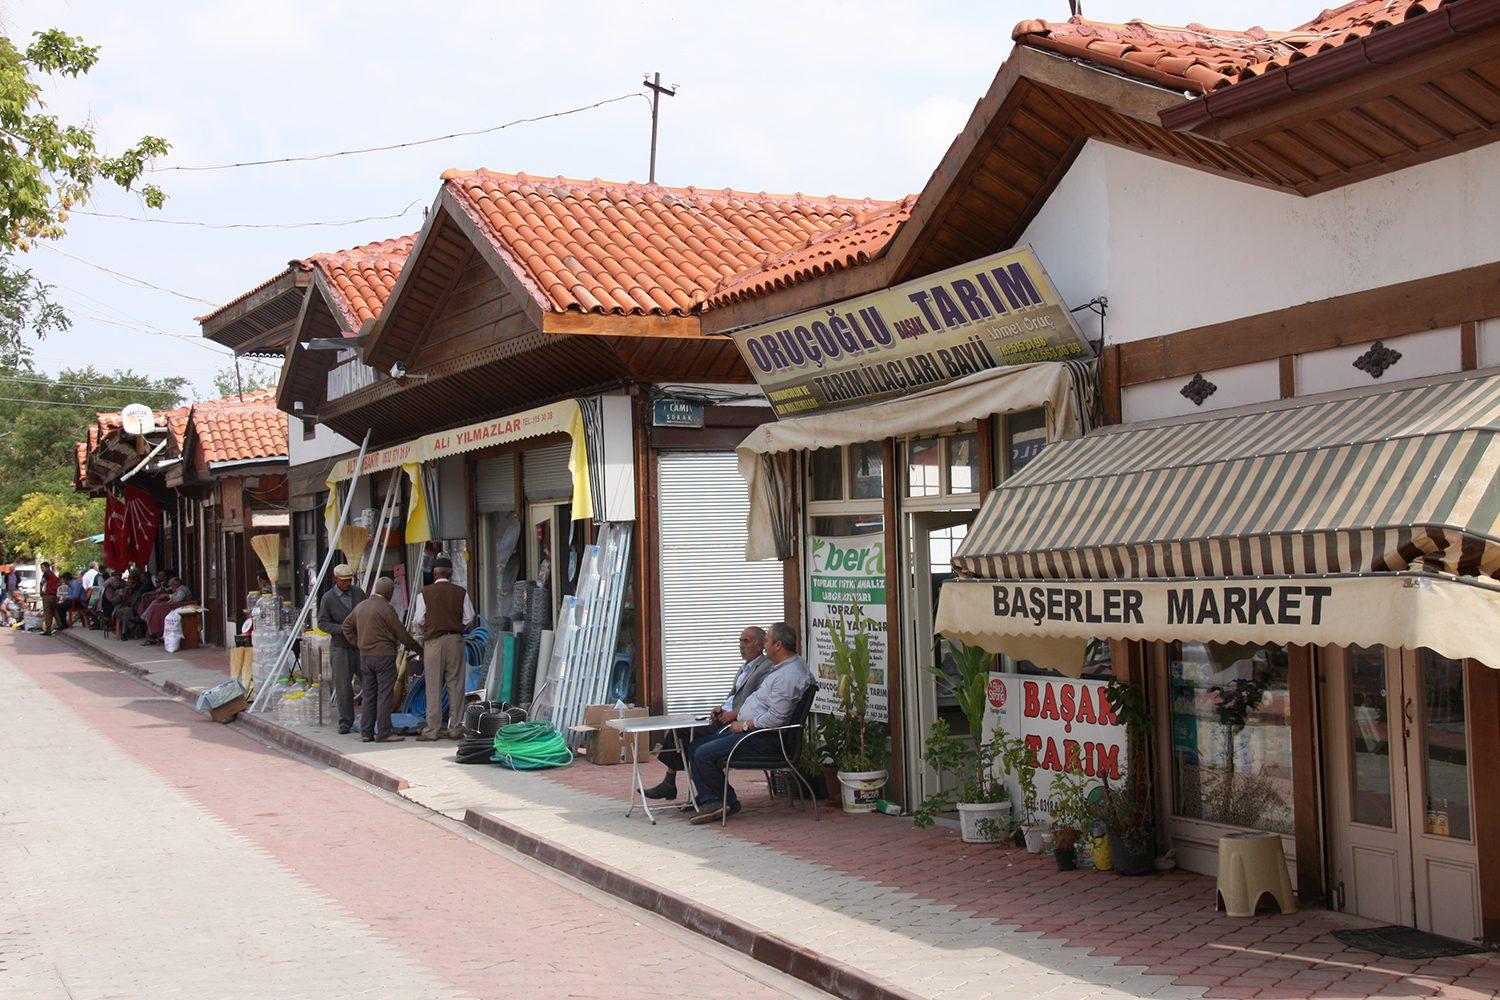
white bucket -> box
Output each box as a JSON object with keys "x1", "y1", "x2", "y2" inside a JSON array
[
  {"x1": 956, "y1": 801, "x2": 1011, "y2": 843},
  {"x1": 837, "y1": 770, "x2": 888, "y2": 813}
]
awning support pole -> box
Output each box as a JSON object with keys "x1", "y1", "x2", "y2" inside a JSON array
[{"x1": 250, "y1": 430, "x2": 370, "y2": 714}]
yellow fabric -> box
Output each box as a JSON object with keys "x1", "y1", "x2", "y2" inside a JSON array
[
  {"x1": 403, "y1": 462, "x2": 432, "y2": 544},
  {"x1": 324, "y1": 477, "x2": 340, "y2": 541},
  {"x1": 567, "y1": 405, "x2": 593, "y2": 522}
]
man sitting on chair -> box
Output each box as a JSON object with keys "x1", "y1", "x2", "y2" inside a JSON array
[
  {"x1": 688, "y1": 621, "x2": 813, "y2": 825},
  {"x1": 643, "y1": 625, "x2": 772, "y2": 802}
]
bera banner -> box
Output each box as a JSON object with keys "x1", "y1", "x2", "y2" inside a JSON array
[
  {"x1": 731, "y1": 244, "x2": 1092, "y2": 418},
  {"x1": 807, "y1": 534, "x2": 889, "y2": 722}
]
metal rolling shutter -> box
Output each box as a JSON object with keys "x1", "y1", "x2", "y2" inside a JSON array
[
  {"x1": 475, "y1": 454, "x2": 515, "y2": 512},
  {"x1": 658, "y1": 451, "x2": 785, "y2": 715},
  {"x1": 523, "y1": 442, "x2": 573, "y2": 501}
]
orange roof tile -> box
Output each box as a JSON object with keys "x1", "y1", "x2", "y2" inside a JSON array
[
  {"x1": 188, "y1": 389, "x2": 287, "y2": 465},
  {"x1": 1013, "y1": 0, "x2": 1453, "y2": 94},
  {"x1": 301, "y1": 234, "x2": 415, "y2": 331},
  {"x1": 440, "y1": 169, "x2": 899, "y2": 317},
  {"x1": 707, "y1": 198, "x2": 915, "y2": 308}
]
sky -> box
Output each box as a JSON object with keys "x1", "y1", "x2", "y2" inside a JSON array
[{"x1": 13, "y1": 0, "x2": 1318, "y2": 401}]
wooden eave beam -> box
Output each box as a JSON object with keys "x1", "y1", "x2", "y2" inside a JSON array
[
  {"x1": 199, "y1": 268, "x2": 310, "y2": 340},
  {"x1": 541, "y1": 310, "x2": 703, "y2": 339}
]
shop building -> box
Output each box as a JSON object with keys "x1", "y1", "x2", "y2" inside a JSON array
[
  {"x1": 215, "y1": 170, "x2": 894, "y2": 711},
  {"x1": 712, "y1": 0, "x2": 1500, "y2": 943}
]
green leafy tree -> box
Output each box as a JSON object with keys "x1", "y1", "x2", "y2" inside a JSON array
[
  {"x1": 4, "y1": 489, "x2": 100, "y2": 567},
  {"x1": 0, "y1": 28, "x2": 169, "y2": 353},
  {"x1": 0, "y1": 361, "x2": 185, "y2": 560},
  {"x1": 211, "y1": 363, "x2": 276, "y2": 398}
]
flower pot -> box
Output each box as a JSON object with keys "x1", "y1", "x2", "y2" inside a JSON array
[
  {"x1": 1022, "y1": 824, "x2": 1048, "y2": 853},
  {"x1": 1055, "y1": 845, "x2": 1078, "y2": 871},
  {"x1": 837, "y1": 769, "x2": 888, "y2": 813},
  {"x1": 956, "y1": 801, "x2": 1010, "y2": 843},
  {"x1": 1089, "y1": 835, "x2": 1113, "y2": 872},
  {"x1": 1107, "y1": 830, "x2": 1155, "y2": 876},
  {"x1": 822, "y1": 765, "x2": 841, "y2": 803}
]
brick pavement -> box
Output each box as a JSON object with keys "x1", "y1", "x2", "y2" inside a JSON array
[
  {"x1": 4, "y1": 631, "x2": 811, "y2": 998},
  {"x1": 53, "y1": 627, "x2": 1500, "y2": 998}
]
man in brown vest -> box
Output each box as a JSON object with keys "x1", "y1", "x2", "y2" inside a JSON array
[{"x1": 412, "y1": 555, "x2": 475, "y2": 741}]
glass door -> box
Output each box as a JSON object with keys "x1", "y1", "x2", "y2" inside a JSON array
[
  {"x1": 1323, "y1": 647, "x2": 1479, "y2": 939},
  {"x1": 905, "y1": 509, "x2": 975, "y2": 804}
]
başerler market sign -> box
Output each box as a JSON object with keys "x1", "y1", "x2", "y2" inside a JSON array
[{"x1": 731, "y1": 245, "x2": 1093, "y2": 418}]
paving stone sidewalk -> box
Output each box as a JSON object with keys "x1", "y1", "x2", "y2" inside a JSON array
[{"x1": 58, "y1": 627, "x2": 1500, "y2": 999}]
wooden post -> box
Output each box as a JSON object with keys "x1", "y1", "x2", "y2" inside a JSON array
[
  {"x1": 632, "y1": 392, "x2": 661, "y2": 713},
  {"x1": 1467, "y1": 660, "x2": 1500, "y2": 943},
  {"x1": 1288, "y1": 644, "x2": 1326, "y2": 905},
  {"x1": 881, "y1": 437, "x2": 906, "y2": 809}
]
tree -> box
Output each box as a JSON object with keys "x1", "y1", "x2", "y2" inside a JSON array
[
  {"x1": 211, "y1": 362, "x2": 276, "y2": 398},
  {"x1": 1, "y1": 28, "x2": 169, "y2": 354},
  {"x1": 4, "y1": 490, "x2": 100, "y2": 567},
  {"x1": 0, "y1": 362, "x2": 185, "y2": 560}
]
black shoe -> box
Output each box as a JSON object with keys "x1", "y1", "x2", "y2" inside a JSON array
[
  {"x1": 727, "y1": 800, "x2": 742, "y2": 817},
  {"x1": 337, "y1": 721, "x2": 353, "y2": 735},
  {"x1": 361, "y1": 733, "x2": 374, "y2": 743},
  {"x1": 690, "y1": 801, "x2": 726, "y2": 825},
  {"x1": 643, "y1": 775, "x2": 678, "y2": 800}
]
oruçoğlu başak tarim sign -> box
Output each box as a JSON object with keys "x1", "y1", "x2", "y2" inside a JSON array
[{"x1": 731, "y1": 244, "x2": 1093, "y2": 418}]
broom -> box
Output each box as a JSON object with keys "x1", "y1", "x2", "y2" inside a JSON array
[
  {"x1": 338, "y1": 524, "x2": 370, "y2": 568},
  {"x1": 250, "y1": 534, "x2": 282, "y2": 593}
]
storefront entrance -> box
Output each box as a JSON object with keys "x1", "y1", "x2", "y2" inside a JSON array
[
  {"x1": 1323, "y1": 646, "x2": 1480, "y2": 940},
  {"x1": 905, "y1": 508, "x2": 975, "y2": 804}
]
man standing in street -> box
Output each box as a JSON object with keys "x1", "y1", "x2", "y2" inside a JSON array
[
  {"x1": 317, "y1": 565, "x2": 366, "y2": 735},
  {"x1": 341, "y1": 577, "x2": 420, "y2": 743},
  {"x1": 643, "y1": 625, "x2": 771, "y2": 801},
  {"x1": 39, "y1": 562, "x2": 60, "y2": 635},
  {"x1": 411, "y1": 556, "x2": 474, "y2": 742},
  {"x1": 689, "y1": 622, "x2": 813, "y2": 824}
]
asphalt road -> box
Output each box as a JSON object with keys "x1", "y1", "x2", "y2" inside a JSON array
[{"x1": 0, "y1": 630, "x2": 821, "y2": 999}]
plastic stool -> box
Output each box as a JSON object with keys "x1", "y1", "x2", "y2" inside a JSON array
[{"x1": 1216, "y1": 831, "x2": 1297, "y2": 917}]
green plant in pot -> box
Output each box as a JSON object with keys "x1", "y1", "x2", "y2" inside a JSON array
[
  {"x1": 994, "y1": 728, "x2": 1044, "y2": 851},
  {"x1": 912, "y1": 640, "x2": 1010, "y2": 842},
  {"x1": 830, "y1": 612, "x2": 889, "y2": 813},
  {"x1": 1100, "y1": 678, "x2": 1156, "y2": 875},
  {"x1": 1048, "y1": 757, "x2": 1095, "y2": 872}
]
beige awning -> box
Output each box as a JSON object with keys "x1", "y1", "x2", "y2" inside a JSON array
[
  {"x1": 737, "y1": 360, "x2": 1096, "y2": 560},
  {"x1": 937, "y1": 372, "x2": 1500, "y2": 670}
]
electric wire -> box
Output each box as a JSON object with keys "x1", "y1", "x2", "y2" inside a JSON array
[
  {"x1": 36, "y1": 243, "x2": 218, "y2": 305},
  {"x1": 74, "y1": 200, "x2": 423, "y2": 230},
  {"x1": 150, "y1": 93, "x2": 650, "y2": 172}
]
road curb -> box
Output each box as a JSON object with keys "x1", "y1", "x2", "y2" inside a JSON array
[
  {"x1": 463, "y1": 808, "x2": 920, "y2": 1000},
  {"x1": 57, "y1": 632, "x2": 409, "y2": 794}
]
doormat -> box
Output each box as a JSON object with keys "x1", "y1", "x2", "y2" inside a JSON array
[{"x1": 1331, "y1": 926, "x2": 1488, "y2": 960}]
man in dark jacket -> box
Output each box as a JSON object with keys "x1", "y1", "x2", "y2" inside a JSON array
[
  {"x1": 341, "y1": 576, "x2": 420, "y2": 743},
  {"x1": 317, "y1": 564, "x2": 366, "y2": 735}
]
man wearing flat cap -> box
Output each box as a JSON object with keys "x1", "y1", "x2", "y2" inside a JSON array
[
  {"x1": 317, "y1": 564, "x2": 366, "y2": 735},
  {"x1": 411, "y1": 555, "x2": 475, "y2": 741}
]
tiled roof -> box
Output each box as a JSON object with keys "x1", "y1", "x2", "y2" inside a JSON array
[
  {"x1": 1013, "y1": 0, "x2": 1452, "y2": 94},
  {"x1": 441, "y1": 169, "x2": 899, "y2": 317},
  {"x1": 301, "y1": 234, "x2": 415, "y2": 331},
  {"x1": 707, "y1": 198, "x2": 915, "y2": 308},
  {"x1": 189, "y1": 389, "x2": 287, "y2": 465}
]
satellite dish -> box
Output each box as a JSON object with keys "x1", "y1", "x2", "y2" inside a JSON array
[{"x1": 120, "y1": 404, "x2": 155, "y2": 436}]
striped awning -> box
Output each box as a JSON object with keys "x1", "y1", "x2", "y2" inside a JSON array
[{"x1": 936, "y1": 373, "x2": 1500, "y2": 670}]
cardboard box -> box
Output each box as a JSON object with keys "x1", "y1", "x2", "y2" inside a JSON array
[
  {"x1": 571, "y1": 704, "x2": 649, "y2": 765},
  {"x1": 210, "y1": 695, "x2": 249, "y2": 723}
]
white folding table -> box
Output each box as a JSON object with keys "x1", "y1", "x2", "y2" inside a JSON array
[{"x1": 606, "y1": 714, "x2": 706, "y2": 824}]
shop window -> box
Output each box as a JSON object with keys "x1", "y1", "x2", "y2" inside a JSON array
[
  {"x1": 907, "y1": 438, "x2": 941, "y2": 497},
  {"x1": 811, "y1": 514, "x2": 884, "y2": 538},
  {"x1": 1420, "y1": 650, "x2": 1470, "y2": 840},
  {"x1": 849, "y1": 441, "x2": 883, "y2": 499},
  {"x1": 1168, "y1": 642, "x2": 1294, "y2": 835},
  {"x1": 1346, "y1": 646, "x2": 1393, "y2": 828},
  {"x1": 1007, "y1": 408, "x2": 1047, "y2": 474},
  {"x1": 811, "y1": 448, "x2": 843, "y2": 501},
  {"x1": 947, "y1": 433, "x2": 980, "y2": 494}
]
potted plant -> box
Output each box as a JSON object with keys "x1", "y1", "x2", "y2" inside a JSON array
[
  {"x1": 912, "y1": 640, "x2": 1010, "y2": 842},
  {"x1": 1048, "y1": 760, "x2": 1094, "y2": 871},
  {"x1": 995, "y1": 729, "x2": 1044, "y2": 851},
  {"x1": 1099, "y1": 679, "x2": 1156, "y2": 875},
  {"x1": 830, "y1": 613, "x2": 889, "y2": 812},
  {"x1": 817, "y1": 713, "x2": 847, "y2": 804}
]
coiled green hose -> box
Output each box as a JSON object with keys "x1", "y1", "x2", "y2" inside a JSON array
[{"x1": 491, "y1": 721, "x2": 573, "y2": 770}]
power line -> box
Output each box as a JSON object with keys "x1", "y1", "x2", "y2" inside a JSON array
[
  {"x1": 74, "y1": 200, "x2": 423, "y2": 230},
  {"x1": 0, "y1": 373, "x2": 192, "y2": 392},
  {"x1": 0, "y1": 393, "x2": 172, "y2": 409},
  {"x1": 37, "y1": 243, "x2": 218, "y2": 306},
  {"x1": 150, "y1": 93, "x2": 650, "y2": 172}
]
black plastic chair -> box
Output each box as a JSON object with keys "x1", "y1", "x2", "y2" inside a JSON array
[{"x1": 721, "y1": 682, "x2": 820, "y2": 825}]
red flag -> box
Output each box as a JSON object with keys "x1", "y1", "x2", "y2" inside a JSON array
[{"x1": 104, "y1": 486, "x2": 161, "y2": 570}]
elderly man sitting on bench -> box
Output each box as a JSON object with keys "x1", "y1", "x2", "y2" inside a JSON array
[{"x1": 687, "y1": 621, "x2": 813, "y2": 825}]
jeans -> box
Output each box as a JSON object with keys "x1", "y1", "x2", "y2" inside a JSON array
[
  {"x1": 358, "y1": 654, "x2": 398, "y2": 738},
  {"x1": 688, "y1": 728, "x2": 782, "y2": 807},
  {"x1": 656, "y1": 722, "x2": 725, "y2": 772}
]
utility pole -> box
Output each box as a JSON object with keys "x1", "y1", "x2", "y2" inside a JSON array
[{"x1": 643, "y1": 72, "x2": 677, "y2": 184}]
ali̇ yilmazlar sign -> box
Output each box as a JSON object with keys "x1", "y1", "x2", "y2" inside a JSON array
[{"x1": 731, "y1": 244, "x2": 1093, "y2": 418}]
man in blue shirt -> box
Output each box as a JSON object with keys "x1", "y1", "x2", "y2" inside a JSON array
[{"x1": 57, "y1": 572, "x2": 86, "y2": 630}]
